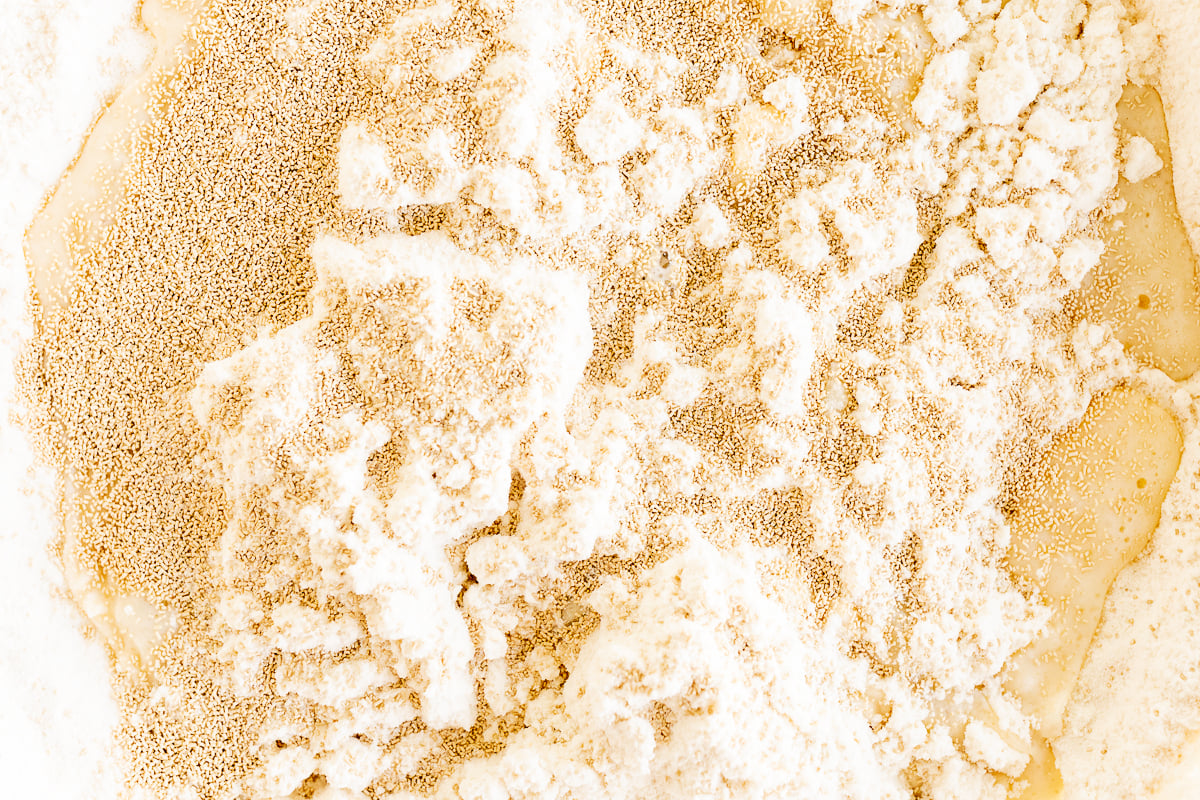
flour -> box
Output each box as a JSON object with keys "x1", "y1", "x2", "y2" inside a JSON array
[
  {"x1": 12, "y1": 0, "x2": 1200, "y2": 798},
  {"x1": 178, "y1": 0, "x2": 1140, "y2": 795},
  {"x1": 1141, "y1": 0, "x2": 1200, "y2": 256},
  {"x1": 0, "y1": 2, "x2": 149, "y2": 798},
  {"x1": 1053, "y1": 2, "x2": 1200, "y2": 792}
]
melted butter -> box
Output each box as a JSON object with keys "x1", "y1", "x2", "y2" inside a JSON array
[
  {"x1": 1012, "y1": 83, "x2": 1200, "y2": 795},
  {"x1": 23, "y1": 0, "x2": 1190, "y2": 791},
  {"x1": 841, "y1": 10, "x2": 931, "y2": 128},
  {"x1": 1004, "y1": 386, "x2": 1183, "y2": 797},
  {"x1": 1081, "y1": 84, "x2": 1200, "y2": 381}
]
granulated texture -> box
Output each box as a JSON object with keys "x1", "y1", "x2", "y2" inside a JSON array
[
  {"x1": 18, "y1": 0, "x2": 1180, "y2": 797},
  {"x1": 1, "y1": 2, "x2": 147, "y2": 797}
]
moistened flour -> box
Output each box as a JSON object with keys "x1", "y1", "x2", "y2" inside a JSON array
[{"x1": 11, "y1": 0, "x2": 1200, "y2": 799}]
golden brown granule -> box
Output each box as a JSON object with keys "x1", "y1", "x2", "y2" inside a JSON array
[
  {"x1": 24, "y1": 0, "x2": 885, "y2": 773},
  {"x1": 21, "y1": 0, "x2": 1147, "y2": 796}
]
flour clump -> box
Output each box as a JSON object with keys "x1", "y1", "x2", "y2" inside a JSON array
[{"x1": 18, "y1": 0, "x2": 1181, "y2": 797}]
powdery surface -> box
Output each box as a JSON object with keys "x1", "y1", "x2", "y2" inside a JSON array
[
  {"x1": 20, "y1": 0, "x2": 1154, "y2": 796},
  {"x1": 7, "y1": 1, "x2": 1200, "y2": 799},
  {"x1": 0, "y1": 2, "x2": 148, "y2": 798},
  {"x1": 1141, "y1": 0, "x2": 1200, "y2": 256}
]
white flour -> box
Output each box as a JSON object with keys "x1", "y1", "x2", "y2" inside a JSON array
[
  {"x1": 6, "y1": 0, "x2": 1200, "y2": 798},
  {"x1": 1053, "y1": 3, "x2": 1200, "y2": 798},
  {"x1": 1142, "y1": 0, "x2": 1200, "y2": 256},
  {"x1": 0, "y1": 2, "x2": 147, "y2": 798}
]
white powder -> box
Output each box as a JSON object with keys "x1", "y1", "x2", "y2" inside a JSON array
[
  {"x1": 0, "y1": 1, "x2": 149, "y2": 797},
  {"x1": 1053, "y1": 3, "x2": 1200, "y2": 797},
  {"x1": 573, "y1": 84, "x2": 643, "y2": 165},
  {"x1": 10, "y1": 0, "x2": 1200, "y2": 798}
]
